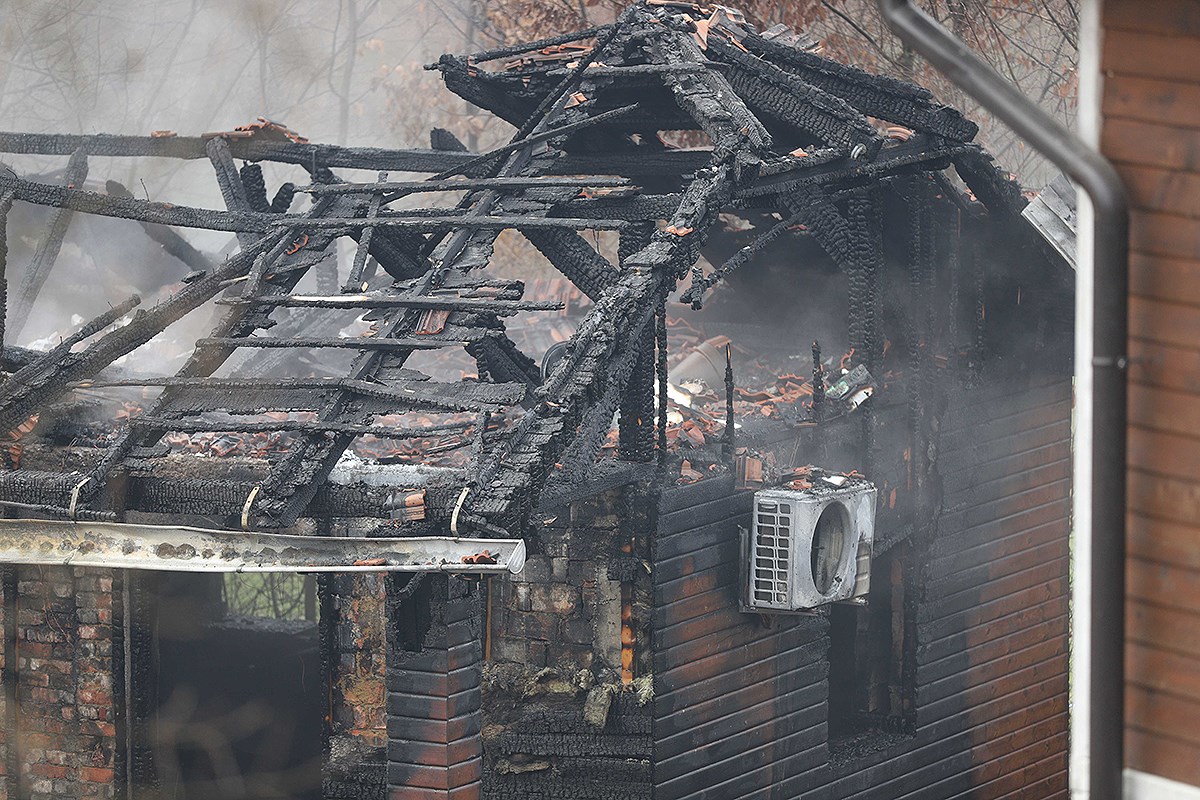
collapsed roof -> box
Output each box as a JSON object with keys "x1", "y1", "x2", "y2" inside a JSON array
[{"x1": 0, "y1": 1, "x2": 1048, "y2": 544}]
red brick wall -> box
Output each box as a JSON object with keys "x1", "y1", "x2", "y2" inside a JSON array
[{"x1": 3, "y1": 566, "x2": 117, "y2": 800}]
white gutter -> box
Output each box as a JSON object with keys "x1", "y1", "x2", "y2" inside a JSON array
[
  {"x1": 0, "y1": 519, "x2": 526, "y2": 574},
  {"x1": 1073, "y1": 1, "x2": 1101, "y2": 795}
]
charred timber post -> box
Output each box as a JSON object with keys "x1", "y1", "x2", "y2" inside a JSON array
[
  {"x1": 876, "y1": 4, "x2": 1130, "y2": 798},
  {"x1": 0, "y1": 191, "x2": 12, "y2": 348},
  {"x1": 723, "y1": 343, "x2": 735, "y2": 464}
]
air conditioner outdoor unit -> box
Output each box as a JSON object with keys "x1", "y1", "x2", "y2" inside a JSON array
[{"x1": 743, "y1": 474, "x2": 877, "y2": 613}]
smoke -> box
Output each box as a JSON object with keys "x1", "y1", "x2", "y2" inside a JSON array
[{"x1": 0, "y1": 0, "x2": 483, "y2": 351}]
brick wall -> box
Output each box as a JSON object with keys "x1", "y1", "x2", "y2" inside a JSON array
[
  {"x1": 481, "y1": 486, "x2": 654, "y2": 800},
  {"x1": 3, "y1": 566, "x2": 118, "y2": 800}
]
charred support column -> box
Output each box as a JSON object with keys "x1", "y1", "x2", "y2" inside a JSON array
[
  {"x1": 386, "y1": 575, "x2": 482, "y2": 800},
  {"x1": 0, "y1": 191, "x2": 13, "y2": 348},
  {"x1": 618, "y1": 223, "x2": 658, "y2": 463}
]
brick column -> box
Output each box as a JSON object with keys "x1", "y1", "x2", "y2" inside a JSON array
[
  {"x1": 15, "y1": 566, "x2": 117, "y2": 800},
  {"x1": 386, "y1": 575, "x2": 482, "y2": 800}
]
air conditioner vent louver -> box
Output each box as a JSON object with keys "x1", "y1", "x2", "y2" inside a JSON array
[
  {"x1": 752, "y1": 500, "x2": 793, "y2": 610},
  {"x1": 743, "y1": 474, "x2": 876, "y2": 613}
]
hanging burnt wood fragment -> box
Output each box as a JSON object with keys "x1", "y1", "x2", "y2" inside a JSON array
[{"x1": 9, "y1": 148, "x2": 89, "y2": 340}]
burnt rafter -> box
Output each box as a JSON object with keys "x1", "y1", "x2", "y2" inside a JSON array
[{"x1": 0, "y1": 1, "x2": 1040, "y2": 536}]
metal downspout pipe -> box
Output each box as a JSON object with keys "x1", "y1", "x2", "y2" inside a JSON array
[{"x1": 873, "y1": 3, "x2": 1129, "y2": 799}]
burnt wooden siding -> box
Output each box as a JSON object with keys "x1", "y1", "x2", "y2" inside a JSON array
[
  {"x1": 652, "y1": 477, "x2": 827, "y2": 800},
  {"x1": 1102, "y1": 0, "x2": 1200, "y2": 787},
  {"x1": 653, "y1": 371, "x2": 1071, "y2": 799}
]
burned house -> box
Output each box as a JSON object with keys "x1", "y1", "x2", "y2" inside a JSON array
[{"x1": 0, "y1": 3, "x2": 1074, "y2": 799}]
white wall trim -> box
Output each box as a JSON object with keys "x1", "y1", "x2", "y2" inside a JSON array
[{"x1": 1126, "y1": 770, "x2": 1200, "y2": 799}]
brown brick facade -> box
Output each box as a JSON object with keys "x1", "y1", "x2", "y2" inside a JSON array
[{"x1": 2, "y1": 566, "x2": 118, "y2": 800}]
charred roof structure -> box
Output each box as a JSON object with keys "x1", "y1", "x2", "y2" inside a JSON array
[{"x1": 0, "y1": 3, "x2": 1073, "y2": 800}]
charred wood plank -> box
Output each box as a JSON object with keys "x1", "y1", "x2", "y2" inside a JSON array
[
  {"x1": 128, "y1": 416, "x2": 474, "y2": 438},
  {"x1": 743, "y1": 32, "x2": 978, "y2": 142},
  {"x1": 465, "y1": 24, "x2": 612, "y2": 64},
  {"x1": 521, "y1": 229, "x2": 617, "y2": 301},
  {"x1": 284, "y1": 214, "x2": 630, "y2": 232},
  {"x1": 196, "y1": 334, "x2": 488, "y2": 351},
  {"x1": 306, "y1": 176, "x2": 632, "y2": 199},
  {"x1": 0, "y1": 131, "x2": 485, "y2": 173},
  {"x1": 215, "y1": 295, "x2": 563, "y2": 314},
  {"x1": 549, "y1": 194, "x2": 683, "y2": 221},
  {"x1": 206, "y1": 137, "x2": 258, "y2": 249},
  {"x1": 142, "y1": 378, "x2": 523, "y2": 415},
  {"x1": 0, "y1": 173, "x2": 279, "y2": 232},
  {"x1": 427, "y1": 103, "x2": 642, "y2": 181},
  {"x1": 706, "y1": 37, "x2": 883, "y2": 157},
  {"x1": 0, "y1": 190, "x2": 13, "y2": 348},
  {"x1": 548, "y1": 150, "x2": 711, "y2": 177},
  {"x1": 736, "y1": 135, "x2": 967, "y2": 199}
]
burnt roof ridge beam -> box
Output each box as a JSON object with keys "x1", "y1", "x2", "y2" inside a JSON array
[
  {"x1": 705, "y1": 36, "x2": 884, "y2": 158},
  {"x1": 8, "y1": 148, "x2": 89, "y2": 341},
  {"x1": 742, "y1": 30, "x2": 979, "y2": 142}
]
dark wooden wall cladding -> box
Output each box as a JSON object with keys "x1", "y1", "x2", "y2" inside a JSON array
[
  {"x1": 653, "y1": 476, "x2": 828, "y2": 800},
  {"x1": 1102, "y1": 0, "x2": 1200, "y2": 787},
  {"x1": 653, "y1": 372, "x2": 1071, "y2": 800}
]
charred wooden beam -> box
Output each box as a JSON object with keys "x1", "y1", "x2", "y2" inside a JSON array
[
  {"x1": 305, "y1": 176, "x2": 633, "y2": 199},
  {"x1": 643, "y1": 22, "x2": 771, "y2": 152},
  {"x1": 737, "y1": 135, "x2": 966, "y2": 200},
  {"x1": 0, "y1": 130, "x2": 485, "y2": 173},
  {"x1": 427, "y1": 103, "x2": 642, "y2": 181},
  {"x1": 206, "y1": 137, "x2": 259, "y2": 250},
  {"x1": 215, "y1": 294, "x2": 562, "y2": 314},
  {"x1": 195, "y1": 334, "x2": 487, "y2": 351},
  {"x1": 743, "y1": 32, "x2": 978, "y2": 142},
  {"x1": 120, "y1": 377, "x2": 524, "y2": 416},
  {"x1": 0, "y1": 191, "x2": 13, "y2": 347},
  {"x1": 8, "y1": 149, "x2": 89, "y2": 340},
  {"x1": 127, "y1": 416, "x2": 473, "y2": 438},
  {"x1": 521, "y1": 229, "x2": 617, "y2": 301},
  {"x1": 0, "y1": 173, "x2": 279, "y2": 232},
  {"x1": 707, "y1": 37, "x2": 883, "y2": 157}
]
